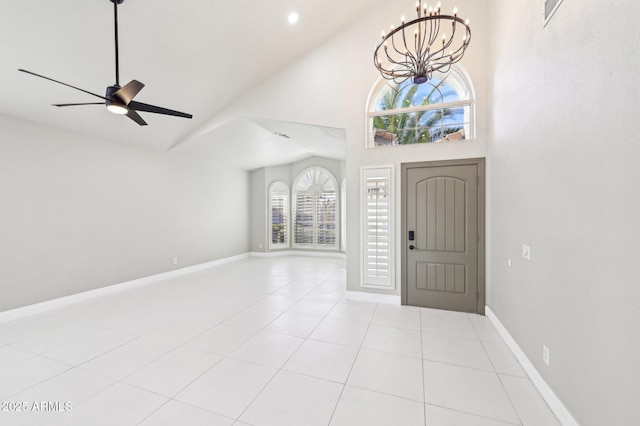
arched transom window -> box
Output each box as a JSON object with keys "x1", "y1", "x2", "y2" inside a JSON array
[
  {"x1": 293, "y1": 167, "x2": 338, "y2": 249},
  {"x1": 367, "y1": 66, "x2": 474, "y2": 147}
]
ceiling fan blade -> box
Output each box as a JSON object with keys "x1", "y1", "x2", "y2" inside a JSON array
[
  {"x1": 53, "y1": 102, "x2": 105, "y2": 107},
  {"x1": 114, "y1": 80, "x2": 144, "y2": 104},
  {"x1": 126, "y1": 109, "x2": 148, "y2": 126},
  {"x1": 18, "y1": 69, "x2": 108, "y2": 101},
  {"x1": 128, "y1": 101, "x2": 193, "y2": 119}
]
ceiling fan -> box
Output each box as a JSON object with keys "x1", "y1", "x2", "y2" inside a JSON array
[{"x1": 18, "y1": 0, "x2": 192, "y2": 126}]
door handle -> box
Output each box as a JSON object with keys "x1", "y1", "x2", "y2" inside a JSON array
[{"x1": 409, "y1": 245, "x2": 415, "y2": 250}]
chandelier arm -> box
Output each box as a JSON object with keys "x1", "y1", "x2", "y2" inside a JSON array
[
  {"x1": 400, "y1": 22, "x2": 418, "y2": 66},
  {"x1": 429, "y1": 19, "x2": 469, "y2": 66},
  {"x1": 446, "y1": 30, "x2": 471, "y2": 63},
  {"x1": 430, "y1": 62, "x2": 452, "y2": 74},
  {"x1": 416, "y1": 20, "x2": 426, "y2": 65},
  {"x1": 420, "y1": 20, "x2": 431, "y2": 56},
  {"x1": 389, "y1": 33, "x2": 407, "y2": 59},
  {"x1": 375, "y1": 48, "x2": 410, "y2": 80},
  {"x1": 443, "y1": 23, "x2": 458, "y2": 53},
  {"x1": 389, "y1": 36, "x2": 419, "y2": 76},
  {"x1": 440, "y1": 21, "x2": 459, "y2": 55},
  {"x1": 382, "y1": 44, "x2": 412, "y2": 74},
  {"x1": 428, "y1": 17, "x2": 440, "y2": 51},
  {"x1": 414, "y1": 23, "x2": 421, "y2": 64}
]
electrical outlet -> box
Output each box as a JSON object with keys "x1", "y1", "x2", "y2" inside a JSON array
[
  {"x1": 173, "y1": 258, "x2": 178, "y2": 265},
  {"x1": 543, "y1": 345, "x2": 550, "y2": 366},
  {"x1": 522, "y1": 244, "x2": 531, "y2": 260},
  {"x1": 507, "y1": 258, "x2": 512, "y2": 267},
  {"x1": 259, "y1": 243, "x2": 263, "y2": 249}
]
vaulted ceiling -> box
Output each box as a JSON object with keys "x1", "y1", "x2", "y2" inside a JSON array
[{"x1": 0, "y1": 0, "x2": 385, "y2": 169}]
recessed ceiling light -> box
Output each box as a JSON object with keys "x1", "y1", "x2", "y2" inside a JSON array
[{"x1": 288, "y1": 12, "x2": 299, "y2": 25}]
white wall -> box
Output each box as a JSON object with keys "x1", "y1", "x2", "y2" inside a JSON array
[
  {"x1": 487, "y1": 0, "x2": 640, "y2": 424},
  {"x1": 250, "y1": 167, "x2": 267, "y2": 253},
  {"x1": 0, "y1": 114, "x2": 250, "y2": 312}
]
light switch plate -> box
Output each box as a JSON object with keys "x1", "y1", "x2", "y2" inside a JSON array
[{"x1": 522, "y1": 244, "x2": 531, "y2": 260}]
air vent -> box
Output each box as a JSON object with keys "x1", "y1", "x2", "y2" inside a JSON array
[{"x1": 543, "y1": 0, "x2": 565, "y2": 27}]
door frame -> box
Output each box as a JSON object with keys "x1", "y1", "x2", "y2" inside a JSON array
[{"x1": 400, "y1": 158, "x2": 486, "y2": 314}]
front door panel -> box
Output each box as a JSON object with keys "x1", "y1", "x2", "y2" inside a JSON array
[{"x1": 406, "y1": 164, "x2": 479, "y2": 312}]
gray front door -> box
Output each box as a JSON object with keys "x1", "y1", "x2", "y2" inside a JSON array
[{"x1": 403, "y1": 160, "x2": 484, "y2": 313}]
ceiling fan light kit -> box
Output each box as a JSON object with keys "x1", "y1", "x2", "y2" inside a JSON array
[{"x1": 18, "y1": 0, "x2": 192, "y2": 126}]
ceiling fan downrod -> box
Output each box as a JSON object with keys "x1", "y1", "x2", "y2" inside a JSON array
[{"x1": 110, "y1": 0, "x2": 125, "y2": 87}]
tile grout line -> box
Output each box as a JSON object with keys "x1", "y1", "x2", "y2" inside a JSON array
[
  {"x1": 59, "y1": 267, "x2": 322, "y2": 424},
  {"x1": 229, "y1": 275, "x2": 342, "y2": 424},
  {"x1": 326, "y1": 302, "x2": 379, "y2": 425},
  {"x1": 420, "y1": 308, "x2": 428, "y2": 426},
  {"x1": 472, "y1": 316, "x2": 525, "y2": 426}
]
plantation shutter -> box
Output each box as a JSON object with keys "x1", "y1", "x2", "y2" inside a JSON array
[
  {"x1": 341, "y1": 180, "x2": 347, "y2": 251},
  {"x1": 295, "y1": 193, "x2": 315, "y2": 245},
  {"x1": 363, "y1": 167, "x2": 393, "y2": 288},
  {"x1": 269, "y1": 182, "x2": 289, "y2": 249},
  {"x1": 316, "y1": 192, "x2": 337, "y2": 246}
]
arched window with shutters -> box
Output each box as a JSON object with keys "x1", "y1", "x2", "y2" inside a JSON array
[
  {"x1": 293, "y1": 167, "x2": 338, "y2": 250},
  {"x1": 269, "y1": 181, "x2": 289, "y2": 249}
]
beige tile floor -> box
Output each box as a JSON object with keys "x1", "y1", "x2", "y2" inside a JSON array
[{"x1": 0, "y1": 256, "x2": 561, "y2": 425}]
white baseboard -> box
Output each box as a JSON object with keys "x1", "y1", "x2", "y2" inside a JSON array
[
  {"x1": 485, "y1": 306, "x2": 579, "y2": 426},
  {"x1": 0, "y1": 253, "x2": 250, "y2": 325},
  {"x1": 346, "y1": 291, "x2": 400, "y2": 305},
  {"x1": 249, "y1": 251, "x2": 346, "y2": 259}
]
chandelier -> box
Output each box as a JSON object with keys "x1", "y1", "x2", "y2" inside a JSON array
[{"x1": 374, "y1": 2, "x2": 471, "y2": 85}]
